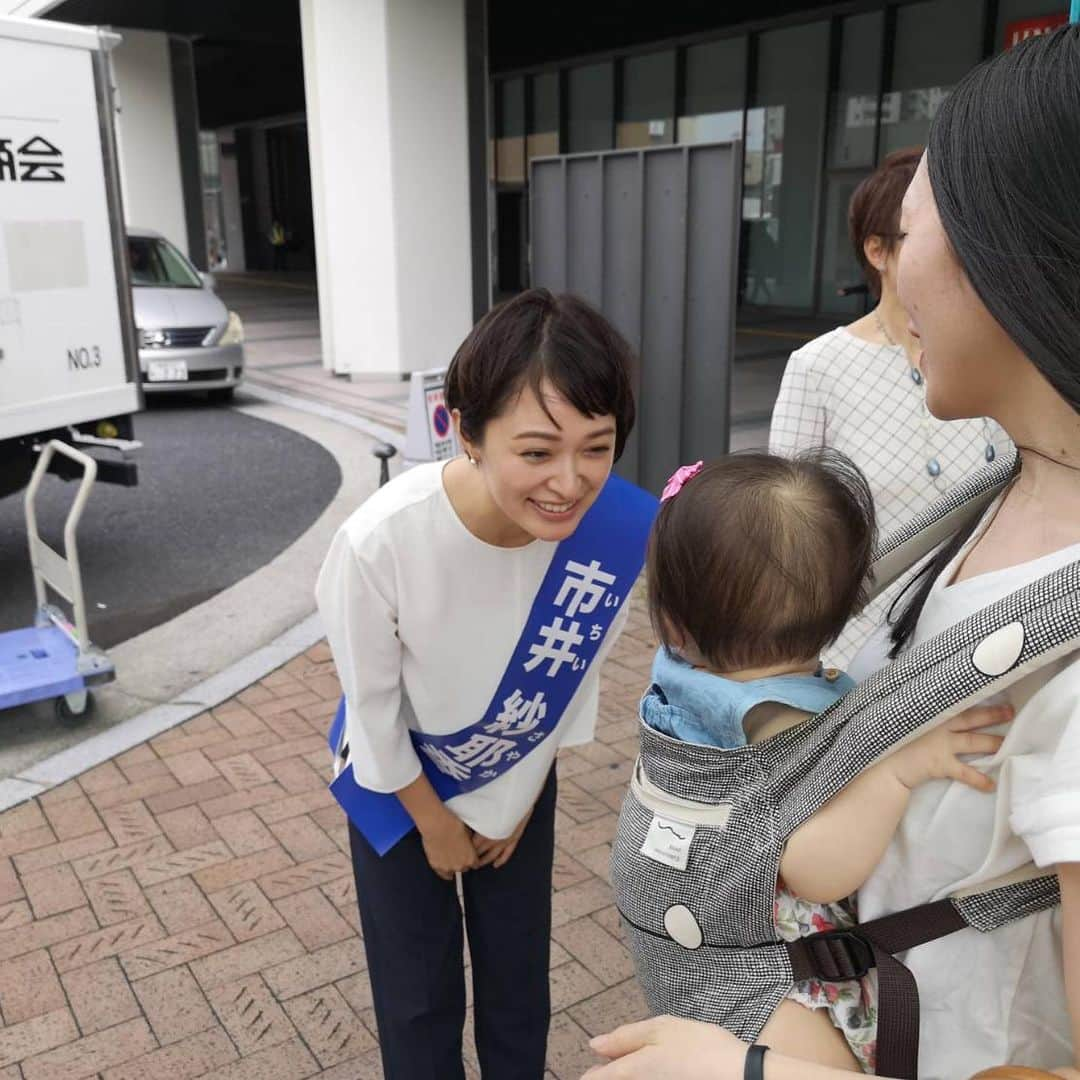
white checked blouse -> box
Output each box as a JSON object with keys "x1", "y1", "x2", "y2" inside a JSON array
[{"x1": 769, "y1": 327, "x2": 1013, "y2": 665}]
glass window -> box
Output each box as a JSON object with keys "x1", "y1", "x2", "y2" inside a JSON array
[
  {"x1": 617, "y1": 50, "x2": 676, "y2": 149},
  {"x1": 567, "y1": 61, "x2": 614, "y2": 153},
  {"x1": 200, "y1": 132, "x2": 225, "y2": 270},
  {"x1": 880, "y1": 0, "x2": 984, "y2": 158},
  {"x1": 818, "y1": 174, "x2": 870, "y2": 317},
  {"x1": 829, "y1": 12, "x2": 884, "y2": 169},
  {"x1": 128, "y1": 235, "x2": 201, "y2": 288},
  {"x1": 995, "y1": 0, "x2": 1067, "y2": 51},
  {"x1": 496, "y1": 77, "x2": 526, "y2": 184},
  {"x1": 819, "y1": 11, "x2": 886, "y2": 316},
  {"x1": 528, "y1": 71, "x2": 560, "y2": 164},
  {"x1": 678, "y1": 37, "x2": 746, "y2": 145},
  {"x1": 742, "y1": 20, "x2": 829, "y2": 310}
]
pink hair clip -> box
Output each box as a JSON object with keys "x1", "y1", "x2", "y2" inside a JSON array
[{"x1": 660, "y1": 460, "x2": 704, "y2": 502}]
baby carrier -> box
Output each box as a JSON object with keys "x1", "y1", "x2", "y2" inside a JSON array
[{"x1": 610, "y1": 455, "x2": 1077, "y2": 1079}]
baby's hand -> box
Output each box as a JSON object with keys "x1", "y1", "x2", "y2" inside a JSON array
[{"x1": 888, "y1": 703, "x2": 1013, "y2": 792}]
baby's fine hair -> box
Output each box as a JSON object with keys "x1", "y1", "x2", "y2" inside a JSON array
[{"x1": 647, "y1": 449, "x2": 877, "y2": 672}]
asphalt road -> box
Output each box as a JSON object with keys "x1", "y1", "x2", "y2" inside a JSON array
[{"x1": 0, "y1": 392, "x2": 341, "y2": 650}]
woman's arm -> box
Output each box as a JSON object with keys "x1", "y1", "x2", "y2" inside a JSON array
[
  {"x1": 583, "y1": 1016, "x2": 902, "y2": 1080},
  {"x1": 1060, "y1": 861, "x2": 1080, "y2": 1072},
  {"x1": 315, "y1": 527, "x2": 478, "y2": 877},
  {"x1": 781, "y1": 705, "x2": 1009, "y2": 903},
  {"x1": 316, "y1": 528, "x2": 421, "y2": 793},
  {"x1": 768, "y1": 349, "x2": 827, "y2": 456}
]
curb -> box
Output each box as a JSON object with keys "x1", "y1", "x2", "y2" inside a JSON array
[
  {"x1": 0, "y1": 612, "x2": 327, "y2": 814},
  {"x1": 241, "y1": 381, "x2": 405, "y2": 449}
]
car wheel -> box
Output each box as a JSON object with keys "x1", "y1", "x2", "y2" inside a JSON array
[{"x1": 209, "y1": 387, "x2": 235, "y2": 404}]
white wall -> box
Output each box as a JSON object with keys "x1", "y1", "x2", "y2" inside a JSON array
[
  {"x1": 386, "y1": 0, "x2": 473, "y2": 374},
  {"x1": 301, "y1": 0, "x2": 473, "y2": 376},
  {"x1": 110, "y1": 29, "x2": 188, "y2": 254}
]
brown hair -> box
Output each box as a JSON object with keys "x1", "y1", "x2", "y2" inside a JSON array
[
  {"x1": 848, "y1": 147, "x2": 923, "y2": 299},
  {"x1": 647, "y1": 450, "x2": 876, "y2": 672},
  {"x1": 445, "y1": 289, "x2": 637, "y2": 459}
]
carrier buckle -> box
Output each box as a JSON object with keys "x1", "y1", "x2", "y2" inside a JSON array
[{"x1": 802, "y1": 929, "x2": 875, "y2": 981}]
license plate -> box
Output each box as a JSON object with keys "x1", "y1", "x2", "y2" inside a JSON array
[{"x1": 147, "y1": 359, "x2": 188, "y2": 382}]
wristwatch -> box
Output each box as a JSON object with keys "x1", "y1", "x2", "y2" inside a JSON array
[{"x1": 744, "y1": 1044, "x2": 769, "y2": 1080}]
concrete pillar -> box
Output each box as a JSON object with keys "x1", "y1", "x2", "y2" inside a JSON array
[
  {"x1": 300, "y1": 0, "x2": 474, "y2": 375},
  {"x1": 109, "y1": 29, "x2": 188, "y2": 255}
]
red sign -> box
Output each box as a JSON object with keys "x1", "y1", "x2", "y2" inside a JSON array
[{"x1": 1004, "y1": 13, "x2": 1067, "y2": 48}]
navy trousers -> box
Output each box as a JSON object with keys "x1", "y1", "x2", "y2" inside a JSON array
[{"x1": 348, "y1": 768, "x2": 557, "y2": 1079}]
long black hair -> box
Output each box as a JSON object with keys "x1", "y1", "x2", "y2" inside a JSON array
[{"x1": 889, "y1": 25, "x2": 1080, "y2": 655}]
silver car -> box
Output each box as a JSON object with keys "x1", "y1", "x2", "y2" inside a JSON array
[{"x1": 128, "y1": 229, "x2": 245, "y2": 401}]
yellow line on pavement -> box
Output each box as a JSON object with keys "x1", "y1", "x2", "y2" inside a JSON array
[
  {"x1": 739, "y1": 327, "x2": 816, "y2": 340},
  {"x1": 228, "y1": 275, "x2": 318, "y2": 293}
]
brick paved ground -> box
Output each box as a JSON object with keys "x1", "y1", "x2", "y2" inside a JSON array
[{"x1": 0, "y1": 601, "x2": 657, "y2": 1079}]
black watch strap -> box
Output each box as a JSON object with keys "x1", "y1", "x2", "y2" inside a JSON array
[{"x1": 743, "y1": 1043, "x2": 769, "y2": 1080}]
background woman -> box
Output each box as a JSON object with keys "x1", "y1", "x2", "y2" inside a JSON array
[{"x1": 769, "y1": 147, "x2": 1010, "y2": 665}]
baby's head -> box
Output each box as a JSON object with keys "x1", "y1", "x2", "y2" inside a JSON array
[{"x1": 647, "y1": 450, "x2": 876, "y2": 675}]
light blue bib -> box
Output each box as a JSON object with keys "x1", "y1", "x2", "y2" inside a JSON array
[{"x1": 641, "y1": 648, "x2": 855, "y2": 749}]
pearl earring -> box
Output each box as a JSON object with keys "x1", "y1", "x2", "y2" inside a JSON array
[{"x1": 468, "y1": 455, "x2": 479, "y2": 467}]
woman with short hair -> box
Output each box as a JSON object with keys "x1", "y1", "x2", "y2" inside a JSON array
[{"x1": 317, "y1": 288, "x2": 652, "y2": 1078}]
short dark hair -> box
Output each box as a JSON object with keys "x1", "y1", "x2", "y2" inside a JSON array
[
  {"x1": 849, "y1": 147, "x2": 923, "y2": 299},
  {"x1": 445, "y1": 289, "x2": 637, "y2": 459},
  {"x1": 647, "y1": 450, "x2": 877, "y2": 672}
]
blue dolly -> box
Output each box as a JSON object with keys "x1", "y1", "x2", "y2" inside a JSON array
[{"x1": 0, "y1": 440, "x2": 115, "y2": 726}]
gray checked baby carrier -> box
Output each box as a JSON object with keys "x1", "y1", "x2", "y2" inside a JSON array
[{"x1": 610, "y1": 455, "x2": 1078, "y2": 1079}]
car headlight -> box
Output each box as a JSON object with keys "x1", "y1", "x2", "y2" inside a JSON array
[
  {"x1": 138, "y1": 327, "x2": 167, "y2": 348},
  {"x1": 219, "y1": 311, "x2": 244, "y2": 346}
]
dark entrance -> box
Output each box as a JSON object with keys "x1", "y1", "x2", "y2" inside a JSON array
[{"x1": 496, "y1": 189, "x2": 528, "y2": 297}]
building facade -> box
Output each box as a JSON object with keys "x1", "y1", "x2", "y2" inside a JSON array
[
  {"x1": 490, "y1": 0, "x2": 1068, "y2": 320},
  {"x1": 1, "y1": 0, "x2": 1068, "y2": 381}
]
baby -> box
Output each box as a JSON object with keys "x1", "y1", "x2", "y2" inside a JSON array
[{"x1": 633, "y1": 450, "x2": 1009, "y2": 1072}]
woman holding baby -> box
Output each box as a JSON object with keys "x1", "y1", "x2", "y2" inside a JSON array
[{"x1": 588, "y1": 26, "x2": 1080, "y2": 1080}]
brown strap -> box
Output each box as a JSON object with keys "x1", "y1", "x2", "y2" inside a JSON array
[{"x1": 786, "y1": 899, "x2": 967, "y2": 1079}]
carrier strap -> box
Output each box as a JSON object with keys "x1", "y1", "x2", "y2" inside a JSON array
[{"x1": 786, "y1": 898, "x2": 966, "y2": 1079}]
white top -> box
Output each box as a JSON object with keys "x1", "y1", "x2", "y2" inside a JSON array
[
  {"x1": 853, "y1": 507, "x2": 1080, "y2": 1078},
  {"x1": 769, "y1": 327, "x2": 1012, "y2": 666},
  {"x1": 314, "y1": 461, "x2": 625, "y2": 839}
]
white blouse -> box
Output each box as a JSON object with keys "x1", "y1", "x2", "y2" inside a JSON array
[
  {"x1": 315, "y1": 461, "x2": 626, "y2": 839},
  {"x1": 853, "y1": 510, "x2": 1080, "y2": 1078},
  {"x1": 769, "y1": 327, "x2": 1012, "y2": 667}
]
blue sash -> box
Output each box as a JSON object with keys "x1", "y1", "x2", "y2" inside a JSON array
[{"x1": 327, "y1": 473, "x2": 657, "y2": 854}]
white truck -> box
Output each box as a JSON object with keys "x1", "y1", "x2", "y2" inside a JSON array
[{"x1": 0, "y1": 15, "x2": 141, "y2": 498}]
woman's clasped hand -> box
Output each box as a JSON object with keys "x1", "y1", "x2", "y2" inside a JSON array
[
  {"x1": 418, "y1": 808, "x2": 479, "y2": 880},
  {"x1": 418, "y1": 805, "x2": 536, "y2": 881}
]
